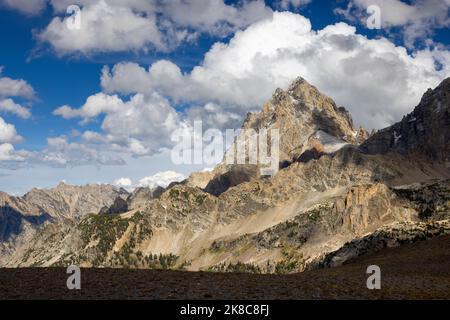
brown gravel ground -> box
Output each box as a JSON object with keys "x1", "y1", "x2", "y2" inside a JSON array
[{"x1": 1, "y1": 235, "x2": 450, "y2": 300}]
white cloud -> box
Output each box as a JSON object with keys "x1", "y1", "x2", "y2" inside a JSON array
[
  {"x1": 113, "y1": 171, "x2": 186, "y2": 191},
  {"x1": 336, "y1": 0, "x2": 450, "y2": 47},
  {"x1": 0, "y1": 98, "x2": 31, "y2": 119},
  {"x1": 54, "y1": 92, "x2": 182, "y2": 157},
  {"x1": 162, "y1": 0, "x2": 272, "y2": 36},
  {"x1": 137, "y1": 170, "x2": 186, "y2": 188},
  {"x1": 53, "y1": 93, "x2": 123, "y2": 121},
  {"x1": 0, "y1": 143, "x2": 28, "y2": 161},
  {"x1": 185, "y1": 102, "x2": 242, "y2": 130},
  {"x1": 0, "y1": 0, "x2": 47, "y2": 15},
  {"x1": 0, "y1": 116, "x2": 22, "y2": 144},
  {"x1": 34, "y1": 0, "x2": 273, "y2": 55},
  {"x1": 101, "y1": 11, "x2": 450, "y2": 130},
  {"x1": 0, "y1": 73, "x2": 35, "y2": 100},
  {"x1": 39, "y1": 135, "x2": 125, "y2": 167},
  {"x1": 37, "y1": 1, "x2": 164, "y2": 56},
  {"x1": 113, "y1": 177, "x2": 132, "y2": 189}
]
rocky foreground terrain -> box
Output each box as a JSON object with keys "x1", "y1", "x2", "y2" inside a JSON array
[
  {"x1": 1, "y1": 233, "x2": 449, "y2": 299},
  {"x1": 0, "y1": 77, "x2": 449, "y2": 297}
]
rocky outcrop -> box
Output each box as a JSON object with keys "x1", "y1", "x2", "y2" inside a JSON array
[
  {"x1": 391, "y1": 179, "x2": 450, "y2": 220},
  {"x1": 311, "y1": 220, "x2": 450, "y2": 269}
]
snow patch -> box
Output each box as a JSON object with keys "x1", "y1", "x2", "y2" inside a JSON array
[{"x1": 313, "y1": 130, "x2": 349, "y2": 153}]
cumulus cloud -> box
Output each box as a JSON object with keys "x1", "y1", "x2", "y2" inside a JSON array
[
  {"x1": 0, "y1": 143, "x2": 28, "y2": 161},
  {"x1": 33, "y1": 0, "x2": 273, "y2": 56},
  {"x1": 0, "y1": 116, "x2": 22, "y2": 144},
  {"x1": 54, "y1": 92, "x2": 181, "y2": 157},
  {"x1": 39, "y1": 135, "x2": 125, "y2": 167},
  {"x1": 0, "y1": 71, "x2": 35, "y2": 165},
  {"x1": 53, "y1": 93, "x2": 123, "y2": 121},
  {"x1": 101, "y1": 11, "x2": 450, "y2": 130},
  {"x1": 0, "y1": 73, "x2": 35, "y2": 100},
  {"x1": 0, "y1": 99, "x2": 31, "y2": 119},
  {"x1": 0, "y1": 71, "x2": 34, "y2": 164},
  {"x1": 114, "y1": 170, "x2": 186, "y2": 191},
  {"x1": 37, "y1": 1, "x2": 164, "y2": 56},
  {"x1": 161, "y1": 0, "x2": 272, "y2": 36},
  {"x1": 137, "y1": 170, "x2": 185, "y2": 188},
  {"x1": 0, "y1": 69, "x2": 35, "y2": 121},
  {"x1": 184, "y1": 103, "x2": 243, "y2": 130},
  {"x1": 113, "y1": 177, "x2": 132, "y2": 189},
  {"x1": 336, "y1": 0, "x2": 450, "y2": 47}
]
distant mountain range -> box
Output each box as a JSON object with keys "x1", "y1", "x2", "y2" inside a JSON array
[{"x1": 1, "y1": 77, "x2": 449, "y2": 272}]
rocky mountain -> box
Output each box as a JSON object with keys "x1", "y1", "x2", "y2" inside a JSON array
[
  {"x1": 24, "y1": 182, "x2": 129, "y2": 219},
  {"x1": 0, "y1": 183, "x2": 128, "y2": 265},
  {"x1": 243, "y1": 77, "x2": 368, "y2": 162},
  {"x1": 1, "y1": 77, "x2": 449, "y2": 273},
  {"x1": 202, "y1": 77, "x2": 369, "y2": 195}
]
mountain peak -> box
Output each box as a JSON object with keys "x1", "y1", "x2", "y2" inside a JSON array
[
  {"x1": 255, "y1": 77, "x2": 367, "y2": 160},
  {"x1": 287, "y1": 76, "x2": 308, "y2": 91}
]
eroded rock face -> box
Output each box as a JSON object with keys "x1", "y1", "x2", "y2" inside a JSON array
[{"x1": 360, "y1": 78, "x2": 450, "y2": 163}]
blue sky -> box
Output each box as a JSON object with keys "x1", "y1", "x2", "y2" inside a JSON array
[{"x1": 0, "y1": 0, "x2": 449, "y2": 194}]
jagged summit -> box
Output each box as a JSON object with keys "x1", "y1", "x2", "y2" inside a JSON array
[
  {"x1": 241, "y1": 76, "x2": 368, "y2": 162},
  {"x1": 360, "y1": 77, "x2": 450, "y2": 163},
  {"x1": 201, "y1": 76, "x2": 370, "y2": 195}
]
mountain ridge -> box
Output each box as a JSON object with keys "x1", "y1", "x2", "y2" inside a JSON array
[{"x1": 1, "y1": 76, "x2": 449, "y2": 272}]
